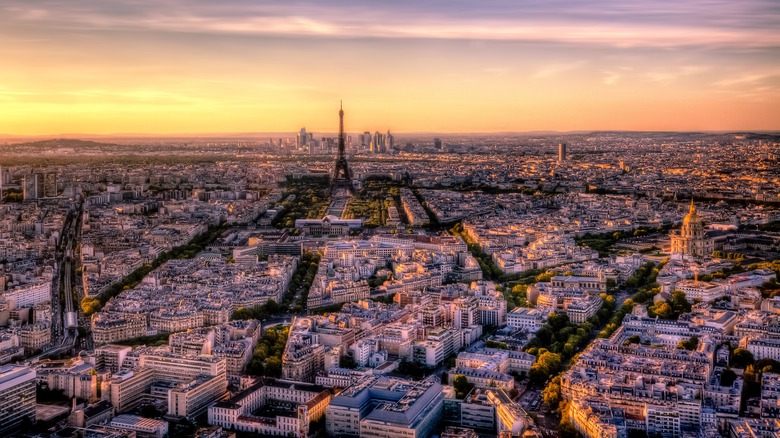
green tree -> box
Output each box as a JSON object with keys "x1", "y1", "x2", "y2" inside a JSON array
[
  {"x1": 676, "y1": 335, "x2": 699, "y2": 351},
  {"x1": 339, "y1": 355, "x2": 357, "y2": 369},
  {"x1": 755, "y1": 358, "x2": 780, "y2": 374},
  {"x1": 730, "y1": 348, "x2": 755, "y2": 368},
  {"x1": 542, "y1": 376, "x2": 562, "y2": 411},
  {"x1": 536, "y1": 326, "x2": 554, "y2": 345},
  {"x1": 623, "y1": 335, "x2": 641, "y2": 346},
  {"x1": 720, "y1": 368, "x2": 737, "y2": 387},
  {"x1": 264, "y1": 357, "x2": 282, "y2": 377},
  {"x1": 529, "y1": 352, "x2": 562, "y2": 384},
  {"x1": 649, "y1": 302, "x2": 674, "y2": 319},
  {"x1": 670, "y1": 290, "x2": 692, "y2": 315},
  {"x1": 547, "y1": 312, "x2": 570, "y2": 331},
  {"x1": 453, "y1": 374, "x2": 473, "y2": 398},
  {"x1": 81, "y1": 296, "x2": 101, "y2": 316},
  {"x1": 536, "y1": 271, "x2": 556, "y2": 283}
]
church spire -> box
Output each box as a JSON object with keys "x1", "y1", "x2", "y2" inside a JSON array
[{"x1": 689, "y1": 198, "x2": 696, "y2": 214}]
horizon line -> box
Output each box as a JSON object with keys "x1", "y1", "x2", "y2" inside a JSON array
[{"x1": 2, "y1": 129, "x2": 780, "y2": 139}]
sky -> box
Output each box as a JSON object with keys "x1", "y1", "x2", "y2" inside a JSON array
[{"x1": 1, "y1": 0, "x2": 779, "y2": 134}]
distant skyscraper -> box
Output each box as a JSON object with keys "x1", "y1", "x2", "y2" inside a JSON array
[
  {"x1": 23, "y1": 173, "x2": 44, "y2": 200},
  {"x1": 44, "y1": 172, "x2": 57, "y2": 198},
  {"x1": 373, "y1": 131, "x2": 385, "y2": 154},
  {"x1": 297, "y1": 127, "x2": 307, "y2": 148},
  {"x1": 385, "y1": 131, "x2": 395, "y2": 151},
  {"x1": 434, "y1": 138, "x2": 442, "y2": 150},
  {"x1": 558, "y1": 143, "x2": 567, "y2": 162}
]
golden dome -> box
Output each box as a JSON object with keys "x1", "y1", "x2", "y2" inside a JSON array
[{"x1": 683, "y1": 199, "x2": 700, "y2": 225}]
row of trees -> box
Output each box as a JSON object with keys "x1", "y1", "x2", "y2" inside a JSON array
[
  {"x1": 711, "y1": 250, "x2": 746, "y2": 261},
  {"x1": 450, "y1": 222, "x2": 504, "y2": 280},
  {"x1": 342, "y1": 179, "x2": 405, "y2": 227},
  {"x1": 527, "y1": 295, "x2": 618, "y2": 364},
  {"x1": 598, "y1": 261, "x2": 666, "y2": 339},
  {"x1": 81, "y1": 224, "x2": 227, "y2": 316},
  {"x1": 538, "y1": 262, "x2": 667, "y2": 421},
  {"x1": 233, "y1": 251, "x2": 323, "y2": 318},
  {"x1": 231, "y1": 299, "x2": 282, "y2": 321},
  {"x1": 530, "y1": 295, "x2": 625, "y2": 417},
  {"x1": 751, "y1": 259, "x2": 780, "y2": 298},
  {"x1": 730, "y1": 346, "x2": 780, "y2": 413},
  {"x1": 246, "y1": 326, "x2": 289, "y2": 378},
  {"x1": 289, "y1": 251, "x2": 322, "y2": 313},
  {"x1": 575, "y1": 227, "x2": 661, "y2": 257}
]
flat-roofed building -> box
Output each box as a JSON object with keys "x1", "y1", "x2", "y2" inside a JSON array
[
  {"x1": 326, "y1": 376, "x2": 443, "y2": 438},
  {"x1": 208, "y1": 378, "x2": 331, "y2": 437},
  {"x1": 95, "y1": 344, "x2": 132, "y2": 373},
  {"x1": 139, "y1": 353, "x2": 226, "y2": 383},
  {"x1": 0, "y1": 364, "x2": 36, "y2": 436},
  {"x1": 676, "y1": 280, "x2": 727, "y2": 303},
  {"x1": 506, "y1": 308, "x2": 544, "y2": 332},
  {"x1": 295, "y1": 216, "x2": 362, "y2": 236},
  {"x1": 108, "y1": 367, "x2": 154, "y2": 413},
  {"x1": 110, "y1": 414, "x2": 169, "y2": 438},
  {"x1": 2, "y1": 282, "x2": 51, "y2": 308},
  {"x1": 168, "y1": 374, "x2": 229, "y2": 419}
]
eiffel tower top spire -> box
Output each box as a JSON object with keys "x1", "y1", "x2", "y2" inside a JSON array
[
  {"x1": 332, "y1": 102, "x2": 353, "y2": 193},
  {"x1": 338, "y1": 100, "x2": 346, "y2": 161}
]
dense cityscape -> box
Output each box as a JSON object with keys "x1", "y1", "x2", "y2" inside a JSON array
[
  {"x1": 2, "y1": 1, "x2": 779, "y2": 437},
  {"x1": 0, "y1": 102, "x2": 778, "y2": 438}
]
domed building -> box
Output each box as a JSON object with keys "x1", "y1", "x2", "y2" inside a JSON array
[{"x1": 670, "y1": 200, "x2": 714, "y2": 258}]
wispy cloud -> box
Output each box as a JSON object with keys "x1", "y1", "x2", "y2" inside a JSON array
[
  {"x1": 3, "y1": 0, "x2": 779, "y2": 48},
  {"x1": 644, "y1": 65, "x2": 711, "y2": 83},
  {"x1": 602, "y1": 72, "x2": 621, "y2": 85},
  {"x1": 534, "y1": 62, "x2": 586, "y2": 79},
  {"x1": 710, "y1": 70, "x2": 780, "y2": 101}
]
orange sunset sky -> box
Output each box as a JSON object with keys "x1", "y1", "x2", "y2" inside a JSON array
[{"x1": 1, "y1": 1, "x2": 779, "y2": 135}]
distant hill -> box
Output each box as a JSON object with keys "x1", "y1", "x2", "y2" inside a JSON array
[{"x1": 7, "y1": 138, "x2": 124, "y2": 149}]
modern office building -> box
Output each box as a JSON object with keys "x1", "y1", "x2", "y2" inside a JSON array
[
  {"x1": 167, "y1": 373, "x2": 229, "y2": 419},
  {"x1": 107, "y1": 367, "x2": 155, "y2": 413},
  {"x1": 22, "y1": 173, "x2": 44, "y2": 200},
  {"x1": 139, "y1": 353, "x2": 226, "y2": 383},
  {"x1": 109, "y1": 414, "x2": 169, "y2": 438},
  {"x1": 326, "y1": 376, "x2": 443, "y2": 438},
  {"x1": 0, "y1": 365, "x2": 36, "y2": 436}
]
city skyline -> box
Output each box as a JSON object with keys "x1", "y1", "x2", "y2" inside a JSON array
[{"x1": 2, "y1": 0, "x2": 779, "y2": 135}]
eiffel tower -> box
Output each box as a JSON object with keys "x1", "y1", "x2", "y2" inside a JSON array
[{"x1": 331, "y1": 101, "x2": 353, "y2": 193}]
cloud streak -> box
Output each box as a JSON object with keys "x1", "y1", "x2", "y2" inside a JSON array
[{"x1": 3, "y1": 0, "x2": 780, "y2": 48}]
